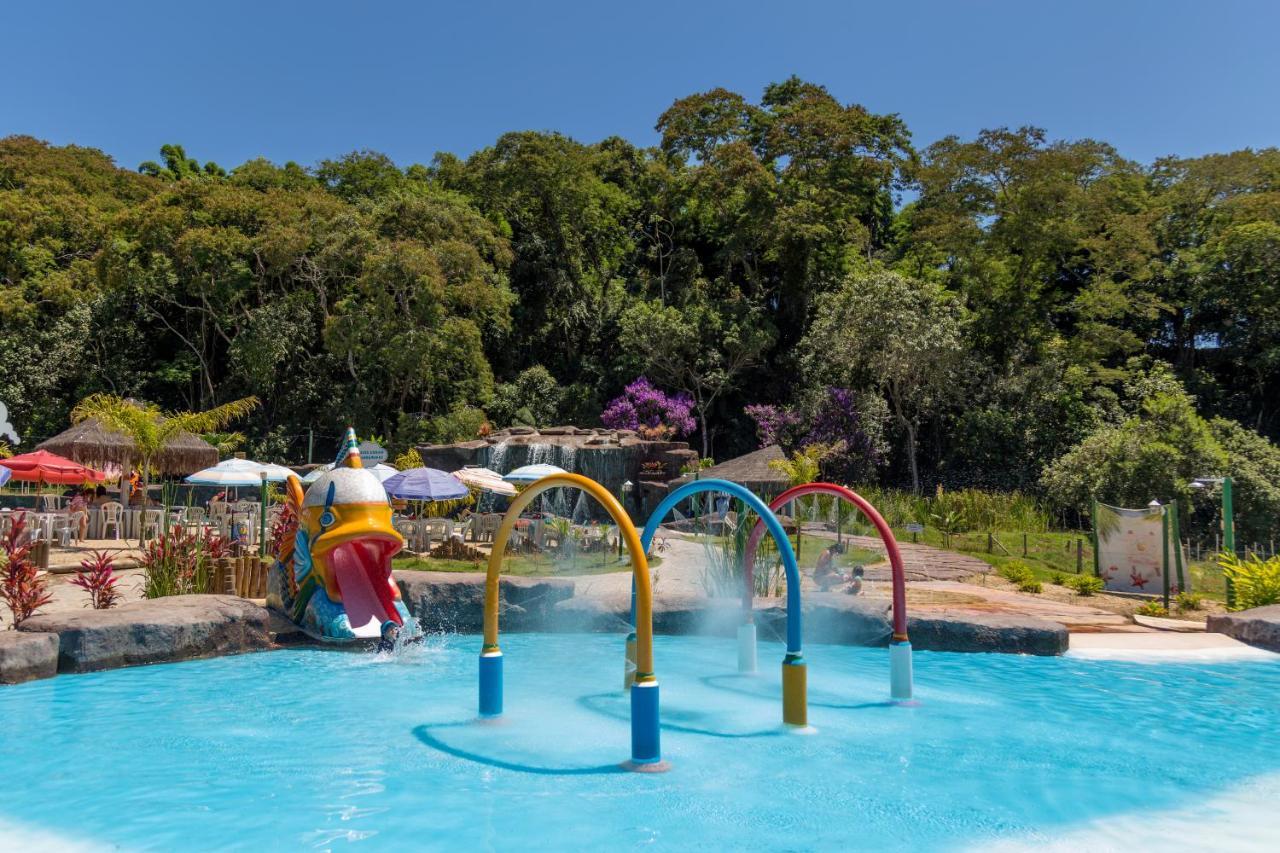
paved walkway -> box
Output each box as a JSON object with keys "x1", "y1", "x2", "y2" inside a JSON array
[
  {"x1": 909, "y1": 580, "x2": 1140, "y2": 631},
  {"x1": 44, "y1": 539, "x2": 143, "y2": 572},
  {"x1": 1069, "y1": 632, "x2": 1275, "y2": 660}
]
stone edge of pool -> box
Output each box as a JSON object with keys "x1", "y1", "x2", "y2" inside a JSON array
[{"x1": 2, "y1": 574, "x2": 1275, "y2": 684}]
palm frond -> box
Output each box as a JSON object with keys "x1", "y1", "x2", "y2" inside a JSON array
[{"x1": 163, "y1": 397, "x2": 259, "y2": 438}]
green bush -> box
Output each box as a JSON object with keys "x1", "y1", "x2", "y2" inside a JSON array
[
  {"x1": 1067, "y1": 575, "x2": 1104, "y2": 596},
  {"x1": 845, "y1": 485, "x2": 1050, "y2": 534},
  {"x1": 1136, "y1": 599, "x2": 1169, "y2": 617},
  {"x1": 998, "y1": 561, "x2": 1036, "y2": 585},
  {"x1": 1175, "y1": 591, "x2": 1204, "y2": 613},
  {"x1": 1218, "y1": 553, "x2": 1280, "y2": 611},
  {"x1": 1050, "y1": 572, "x2": 1066, "y2": 586},
  {"x1": 1018, "y1": 579, "x2": 1043, "y2": 594}
]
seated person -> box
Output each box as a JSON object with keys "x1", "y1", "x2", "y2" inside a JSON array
[
  {"x1": 845, "y1": 564, "x2": 865, "y2": 596},
  {"x1": 814, "y1": 542, "x2": 847, "y2": 591},
  {"x1": 68, "y1": 488, "x2": 90, "y2": 538},
  {"x1": 90, "y1": 485, "x2": 110, "y2": 506}
]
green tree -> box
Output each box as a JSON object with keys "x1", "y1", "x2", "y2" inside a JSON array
[
  {"x1": 618, "y1": 293, "x2": 774, "y2": 456},
  {"x1": 1041, "y1": 390, "x2": 1227, "y2": 518},
  {"x1": 800, "y1": 270, "x2": 967, "y2": 492}
]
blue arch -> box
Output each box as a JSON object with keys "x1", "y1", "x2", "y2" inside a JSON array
[{"x1": 633, "y1": 479, "x2": 803, "y2": 655}]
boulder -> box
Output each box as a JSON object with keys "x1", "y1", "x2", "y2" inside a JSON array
[
  {"x1": 549, "y1": 595, "x2": 631, "y2": 633},
  {"x1": 652, "y1": 594, "x2": 742, "y2": 637},
  {"x1": 20, "y1": 595, "x2": 271, "y2": 673},
  {"x1": 907, "y1": 611, "x2": 1068, "y2": 655},
  {"x1": 801, "y1": 593, "x2": 894, "y2": 646},
  {"x1": 395, "y1": 571, "x2": 574, "y2": 633},
  {"x1": 0, "y1": 631, "x2": 59, "y2": 684},
  {"x1": 1208, "y1": 604, "x2": 1280, "y2": 653}
]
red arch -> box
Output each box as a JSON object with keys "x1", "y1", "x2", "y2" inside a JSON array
[{"x1": 744, "y1": 483, "x2": 908, "y2": 641}]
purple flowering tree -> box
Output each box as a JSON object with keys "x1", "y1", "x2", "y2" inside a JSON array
[
  {"x1": 746, "y1": 388, "x2": 880, "y2": 483},
  {"x1": 601, "y1": 377, "x2": 697, "y2": 440},
  {"x1": 745, "y1": 404, "x2": 802, "y2": 450},
  {"x1": 804, "y1": 387, "x2": 880, "y2": 483}
]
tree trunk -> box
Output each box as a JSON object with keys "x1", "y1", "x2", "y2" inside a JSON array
[{"x1": 905, "y1": 422, "x2": 921, "y2": 494}]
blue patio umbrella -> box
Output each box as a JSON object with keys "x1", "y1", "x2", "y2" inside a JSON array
[{"x1": 382, "y1": 467, "x2": 469, "y2": 502}]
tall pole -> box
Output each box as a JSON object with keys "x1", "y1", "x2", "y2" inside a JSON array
[
  {"x1": 1160, "y1": 505, "x2": 1170, "y2": 610},
  {"x1": 1223, "y1": 475, "x2": 1236, "y2": 608},
  {"x1": 259, "y1": 470, "x2": 268, "y2": 558}
]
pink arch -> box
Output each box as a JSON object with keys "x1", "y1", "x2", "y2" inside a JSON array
[{"x1": 744, "y1": 483, "x2": 908, "y2": 641}]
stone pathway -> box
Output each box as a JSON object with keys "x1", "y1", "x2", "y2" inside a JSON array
[{"x1": 803, "y1": 529, "x2": 993, "y2": 582}]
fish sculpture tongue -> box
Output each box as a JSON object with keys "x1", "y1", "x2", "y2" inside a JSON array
[{"x1": 330, "y1": 539, "x2": 402, "y2": 637}]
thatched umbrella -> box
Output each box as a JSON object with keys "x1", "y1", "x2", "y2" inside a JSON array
[{"x1": 36, "y1": 418, "x2": 218, "y2": 476}]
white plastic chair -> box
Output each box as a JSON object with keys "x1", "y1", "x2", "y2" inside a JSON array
[
  {"x1": 141, "y1": 509, "x2": 166, "y2": 541},
  {"x1": 99, "y1": 502, "x2": 124, "y2": 540},
  {"x1": 56, "y1": 512, "x2": 86, "y2": 546},
  {"x1": 394, "y1": 520, "x2": 421, "y2": 552}
]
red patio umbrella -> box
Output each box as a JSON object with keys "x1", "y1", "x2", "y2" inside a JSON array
[{"x1": 0, "y1": 449, "x2": 107, "y2": 486}]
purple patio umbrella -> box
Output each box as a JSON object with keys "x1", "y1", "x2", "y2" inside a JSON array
[{"x1": 381, "y1": 467, "x2": 469, "y2": 502}]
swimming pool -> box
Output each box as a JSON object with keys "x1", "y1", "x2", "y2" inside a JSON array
[{"x1": 1, "y1": 633, "x2": 1277, "y2": 850}]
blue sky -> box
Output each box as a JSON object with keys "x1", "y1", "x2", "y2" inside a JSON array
[{"x1": 4, "y1": 1, "x2": 1277, "y2": 172}]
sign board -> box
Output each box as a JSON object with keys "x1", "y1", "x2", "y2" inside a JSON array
[
  {"x1": 904, "y1": 523, "x2": 925, "y2": 534},
  {"x1": 358, "y1": 441, "x2": 388, "y2": 464},
  {"x1": 1095, "y1": 502, "x2": 1189, "y2": 593}
]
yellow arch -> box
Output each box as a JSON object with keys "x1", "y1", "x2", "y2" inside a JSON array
[{"x1": 482, "y1": 473, "x2": 655, "y2": 681}]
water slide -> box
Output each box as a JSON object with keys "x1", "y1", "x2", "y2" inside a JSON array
[{"x1": 331, "y1": 539, "x2": 402, "y2": 638}]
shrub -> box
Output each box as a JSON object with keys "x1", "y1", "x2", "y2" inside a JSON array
[
  {"x1": 1050, "y1": 572, "x2": 1067, "y2": 586},
  {"x1": 1175, "y1": 591, "x2": 1204, "y2": 613},
  {"x1": 0, "y1": 513, "x2": 53, "y2": 627},
  {"x1": 1218, "y1": 553, "x2": 1280, "y2": 611},
  {"x1": 1018, "y1": 579, "x2": 1043, "y2": 594},
  {"x1": 998, "y1": 561, "x2": 1036, "y2": 586},
  {"x1": 1067, "y1": 575, "x2": 1104, "y2": 596},
  {"x1": 1136, "y1": 599, "x2": 1169, "y2": 617},
  {"x1": 71, "y1": 550, "x2": 123, "y2": 609}
]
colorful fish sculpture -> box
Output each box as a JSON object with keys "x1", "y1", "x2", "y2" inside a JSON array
[{"x1": 267, "y1": 429, "x2": 415, "y2": 642}]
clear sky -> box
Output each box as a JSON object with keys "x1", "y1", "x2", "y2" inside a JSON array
[{"x1": 4, "y1": 1, "x2": 1277, "y2": 172}]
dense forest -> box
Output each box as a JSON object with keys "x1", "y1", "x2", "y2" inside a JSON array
[{"x1": 3, "y1": 77, "x2": 1279, "y2": 532}]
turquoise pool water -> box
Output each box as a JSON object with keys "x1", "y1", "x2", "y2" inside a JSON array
[{"x1": 0, "y1": 634, "x2": 1277, "y2": 851}]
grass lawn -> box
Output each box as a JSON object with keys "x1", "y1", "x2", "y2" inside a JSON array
[
  {"x1": 394, "y1": 550, "x2": 661, "y2": 577},
  {"x1": 685, "y1": 532, "x2": 881, "y2": 571}
]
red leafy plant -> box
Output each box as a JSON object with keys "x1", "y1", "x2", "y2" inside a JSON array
[
  {"x1": 1, "y1": 512, "x2": 54, "y2": 627},
  {"x1": 71, "y1": 550, "x2": 123, "y2": 610},
  {"x1": 139, "y1": 524, "x2": 229, "y2": 598}
]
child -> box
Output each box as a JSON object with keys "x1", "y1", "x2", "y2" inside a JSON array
[
  {"x1": 376, "y1": 620, "x2": 401, "y2": 654},
  {"x1": 845, "y1": 564, "x2": 865, "y2": 596}
]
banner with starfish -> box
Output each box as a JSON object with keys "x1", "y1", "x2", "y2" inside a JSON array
[{"x1": 1095, "y1": 502, "x2": 1190, "y2": 594}]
